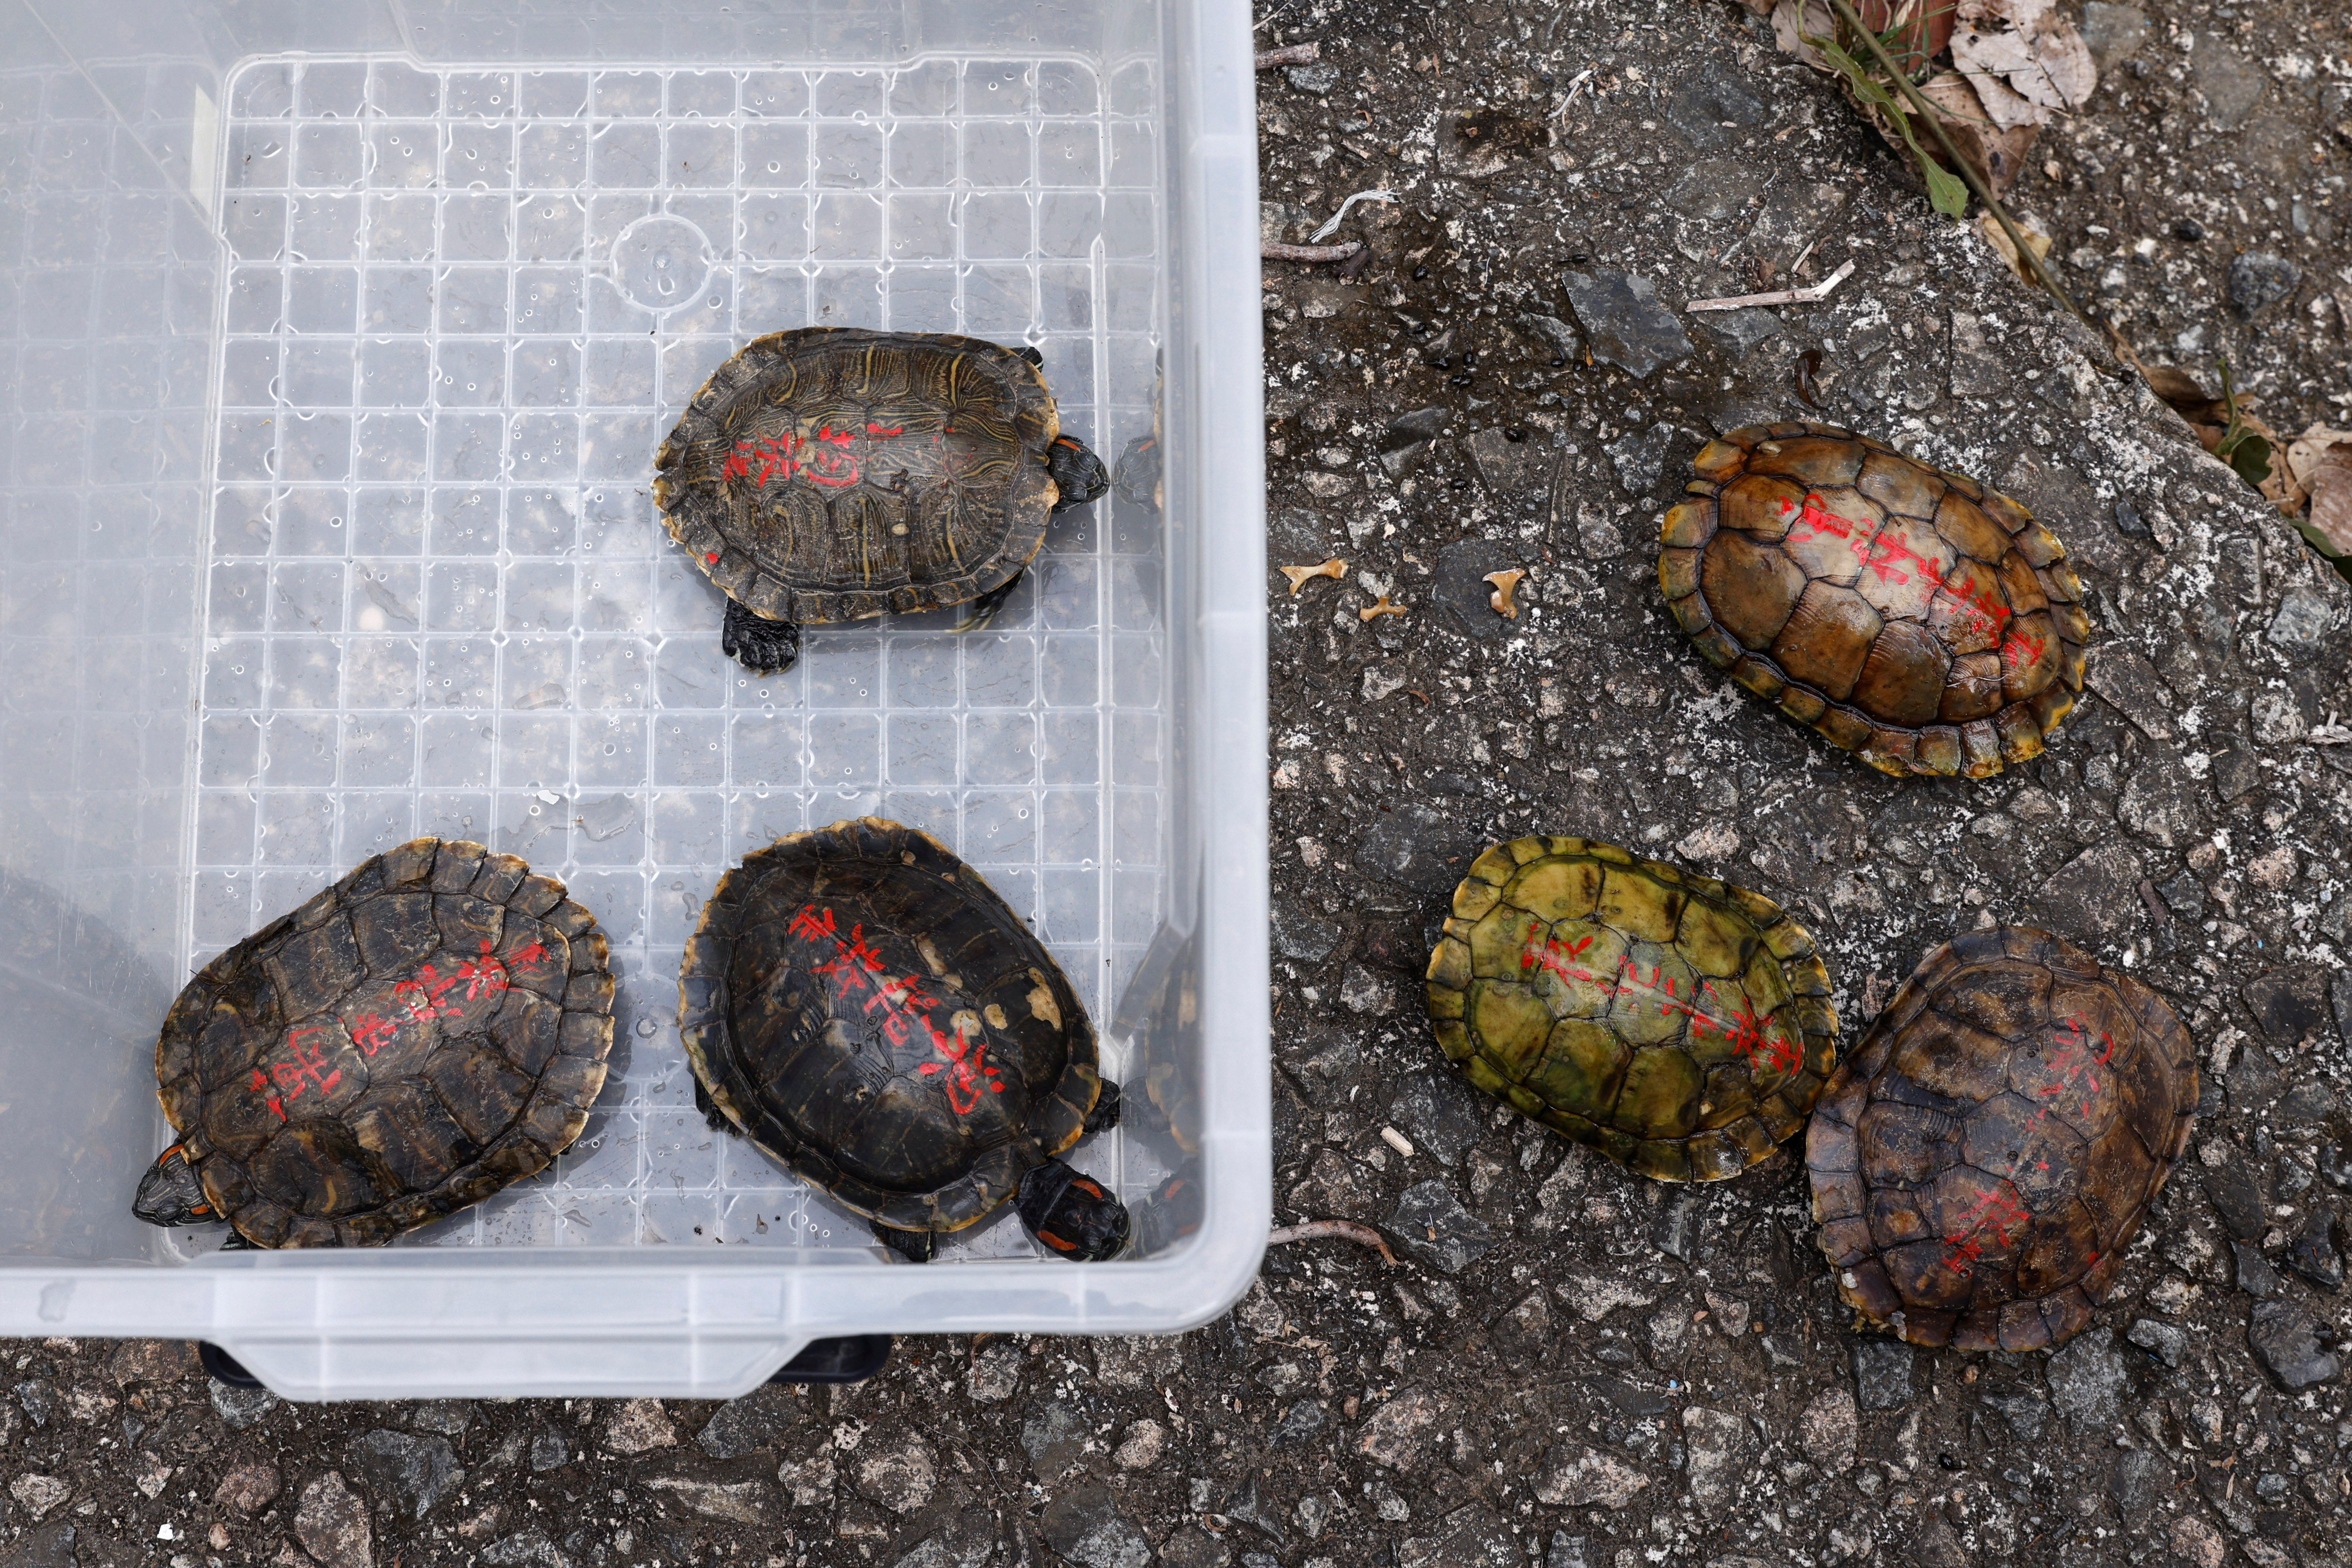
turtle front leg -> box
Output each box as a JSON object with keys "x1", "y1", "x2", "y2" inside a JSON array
[
  {"x1": 874, "y1": 1224, "x2": 937, "y2": 1264},
  {"x1": 1082, "y1": 1077, "x2": 1122, "y2": 1137},
  {"x1": 1046, "y1": 435, "x2": 1110, "y2": 512},
  {"x1": 721, "y1": 599, "x2": 802, "y2": 674}
]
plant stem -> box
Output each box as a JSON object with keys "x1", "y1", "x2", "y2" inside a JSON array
[{"x1": 1817, "y1": 0, "x2": 2119, "y2": 358}]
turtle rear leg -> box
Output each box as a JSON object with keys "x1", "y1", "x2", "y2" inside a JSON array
[
  {"x1": 874, "y1": 1224, "x2": 937, "y2": 1263},
  {"x1": 1046, "y1": 435, "x2": 1110, "y2": 513},
  {"x1": 721, "y1": 599, "x2": 802, "y2": 674},
  {"x1": 1016, "y1": 1160, "x2": 1130, "y2": 1262},
  {"x1": 694, "y1": 1075, "x2": 736, "y2": 1135},
  {"x1": 1083, "y1": 1077, "x2": 1122, "y2": 1137},
  {"x1": 954, "y1": 572, "x2": 1025, "y2": 634},
  {"x1": 131, "y1": 1143, "x2": 215, "y2": 1227}
]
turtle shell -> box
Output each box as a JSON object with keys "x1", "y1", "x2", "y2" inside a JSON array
[
  {"x1": 1805, "y1": 926, "x2": 2197, "y2": 1352},
  {"x1": 677, "y1": 817, "x2": 1103, "y2": 1234},
  {"x1": 1658, "y1": 422, "x2": 2090, "y2": 779},
  {"x1": 153, "y1": 839, "x2": 614, "y2": 1248},
  {"x1": 653, "y1": 328, "x2": 1062, "y2": 623},
  {"x1": 1424, "y1": 835, "x2": 1839, "y2": 1181}
]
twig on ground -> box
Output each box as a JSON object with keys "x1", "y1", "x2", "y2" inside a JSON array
[
  {"x1": 1255, "y1": 43, "x2": 1320, "y2": 69},
  {"x1": 1268, "y1": 1219, "x2": 1399, "y2": 1265},
  {"x1": 1263, "y1": 240, "x2": 1363, "y2": 264},
  {"x1": 1686, "y1": 259, "x2": 1857, "y2": 311}
]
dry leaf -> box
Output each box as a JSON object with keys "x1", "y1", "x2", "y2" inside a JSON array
[
  {"x1": 1952, "y1": 0, "x2": 2096, "y2": 114},
  {"x1": 1771, "y1": 0, "x2": 1835, "y2": 72},
  {"x1": 2285, "y1": 423, "x2": 2352, "y2": 490},
  {"x1": 1974, "y1": 208, "x2": 2053, "y2": 284},
  {"x1": 1917, "y1": 72, "x2": 2041, "y2": 195},
  {"x1": 2308, "y1": 468, "x2": 2352, "y2": 557}
]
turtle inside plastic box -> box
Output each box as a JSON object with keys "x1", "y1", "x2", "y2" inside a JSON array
[{"x1": 0, "y1": 0, "x2": 1267, "y2": 1397}]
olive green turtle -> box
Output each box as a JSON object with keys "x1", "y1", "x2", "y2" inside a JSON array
[{"x1": 1424, "y1": 835, "x2": 1838, "y2": 1181}]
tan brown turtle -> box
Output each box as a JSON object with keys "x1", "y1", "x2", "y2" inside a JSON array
[
  {"x1": 1424, "y1": 836, "x2": 1838, "y2": 1181},
  {"x1": 1806, "y1": 926, "x2": 2197, "y2": 1352},
  {"x1": 132, "y1": 839, "x2": 615, "y2": 1248},
  {"x1": 1658, "y1": 422, "x2": 2090, "y2": 778},
  {"x1": 653, "y1": 328, "x2": 1109, "y2": 674}
]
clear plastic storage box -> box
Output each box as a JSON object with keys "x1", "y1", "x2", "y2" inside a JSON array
[{"x1": 0, "y1": 0, "x2": 1266, "y2": 1397}]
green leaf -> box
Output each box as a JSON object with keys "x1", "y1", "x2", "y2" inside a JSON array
[
  {"x1": 2224, "y1": 431, "x2": 2273, "y2": 489},
  {"x1": 1811, "y1": 34, "x2": 1968, "y2": 219}
]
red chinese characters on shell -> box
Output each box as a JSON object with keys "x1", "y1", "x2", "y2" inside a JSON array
[
  {"x1": 1938, "y1": 1012, "x2": 2116, "y2": 1270},
  {"x1": 1519, "y1": 934, "x2": 1798, "y2": 1075},
  {"x1": 788, "y1": 903, "x2": 1005, "y2": 1114},
  {"x1": 1779, "y1": 492, "x2": 2051, "y2": 673},
  {"x1": 721, "y1": 422, "x2": 923, "y2": 496}
]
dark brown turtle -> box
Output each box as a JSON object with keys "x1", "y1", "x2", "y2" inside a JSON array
[
  {"x1": 1658, "y1": 422, "x2": 2090, "y2": 778},
  {"x1": 678, "y1": 817, "x2": 1125, "y2": 1262},
  {"x1": 653, "y1": 328, "x2": 1110, "y2": 674},
  {"x1": 1424, "y1": 835, "x2": 1838, "y2": 1181},
  {"x1": 1806, "y1": 926, "x2": 2197, "y2": 1352},
  {"x1": 133, "y1": 839, "x2": 614, "y2": 1248}
]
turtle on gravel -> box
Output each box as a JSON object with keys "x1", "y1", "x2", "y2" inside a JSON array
[
  {"x1": 1806, "y1": 926, "x2": 2197, "y2": 1352},
  {"x1": 1424, "y1": 835, "x2": 1839, "y2": 1181},
  {"x1": 654, "y1": 328, "x2": 1111, "y2": 674},
  {"x1": 678, "y1": 817, "x2": 1127, "y2": 1262},
  {"x1": 133, "y1": 839, "x2": 614, "y2": 1248},
  {"x1": 1658, "y1": 421, "x2": 2090, "y2": 778}
]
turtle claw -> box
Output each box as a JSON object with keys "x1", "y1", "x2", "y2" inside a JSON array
[
  {"x1": 875, "y1": 1225, "x2": 937, "y2": 1264},
  {"x1": 721, "y1": 599, "x2": 801, "y2": 674},
  {"x1": 1083, "y1": 1078, "x2": 1122, "y2": 1137},
  {"x1": 954, "y1": 573, "x2": 1023, "y2": 634}
]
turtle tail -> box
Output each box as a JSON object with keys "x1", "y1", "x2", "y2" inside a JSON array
[
  {"x1": 1046, "y1": 436, "x2": 1110, "y2": 513},
  {"x1": 132, "y1": 1143, "x2": 215, "y2": 1227},
  {"x1": 1015, "y1": 1160, "x2": 1129, "y2": 1262}
]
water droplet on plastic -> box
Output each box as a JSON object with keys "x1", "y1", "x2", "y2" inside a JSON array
[{"x1": 635, "y1": 1017, "x2": 658, "y2": 1037}]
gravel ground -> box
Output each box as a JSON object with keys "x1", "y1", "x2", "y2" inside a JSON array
[{"x1": 7, "y1": 3, "x2": 2352, "y2": 1567}]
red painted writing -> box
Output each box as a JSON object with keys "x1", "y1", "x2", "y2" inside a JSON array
[
  {"x1": 721, "y1": 423, "x2": 961, "y2": 495},
  {"x1": 789, "y1": 904, "x2": 1004, "y2": 1114},
  {"x1": 1939, "y1": 1011, "x2": 2116, "y2": 1269},
  {"x1": 1778, "y1": 494, "x2": 2048, "y2": 673},
  {"x1": 1519, "y1": 935, "x2": 1800, "y2": 1075},
  {"x1": 251, "y1": 1026, "x2": 343, "y2": 1123}
]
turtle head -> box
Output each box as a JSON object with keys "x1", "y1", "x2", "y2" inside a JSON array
[
  {"x1": 1016, "y1": 1160, "x2": 1130, "y2": 1262},
  {"x1": 131, "y1": 1143, "x2": 215, "y2": 1227},
  {"x1": 1045, "y1": 436, "x2": 1111, "y2": 513}
]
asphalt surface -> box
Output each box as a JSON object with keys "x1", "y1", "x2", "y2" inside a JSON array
[{"x1": 6, "y1": 3, "x2": 2352, "y2": 1566}]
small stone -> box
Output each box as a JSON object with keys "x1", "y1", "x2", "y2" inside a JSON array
[
  {"x1": 1663, "y1": 72, "x2": 1768, "y2": 151},
  {"x1": 1468, "y1": 426, "x2": 1547, "y2": 495},
  {"x1": 1040, "y1": 1483, "x2": 1153, "y2": 1568},
  {"x1": 1682, "y1": 1406, "x2": 1757, "y2": 1519},
  {"x1": 1851, "y1": 1340, "x2": 1913, "y2": 1411},
  {"x1": 1563, "y1": 270, "x2": 1695, "y2": 379},
  {"x1": 407, "y1": 1401, "x2": 474, "y2": 1438},
  {"x1": 1388, "y1": 1068, "x2": 1485, "y2": 1167},
  {"x1": 1696, "y1": 307, "x2": 1782, "y2": 355},
  {"x1": 1519, "y1": 312, "x2": 1582, "y2": 361},
  {"x1": 2169, "y1": 1516, "x2": 2226, "y2": 1568},
  {"x1": 2227, "y1": 252, "x2": 2301, "y2": 318},
  {"x1": 1397, "y1": 1503, "x2": 1519, "y2": 1568},
  {"x1": 1158, "y1": 1526, "x2": 1232, "y2": 1568},
  {"x1": 1654, "y1": 1190, "x2": 1707, "y2": 1263},
  {"x1": 1272, "y1": 906, "x2": 1340, "y2": 964},
  {"x1": 2127, "y1": 1318, "x2": 2190, "y2": 1367},
  {"x1": 1909, "y1": 1514, "x2": 1970, "y2": 1568},
  {"x1": 2157, "y1": 873, "x2": 2206, "y2": 923},
  {"x1": 2195, "y1": 43, "x2": 2269, "y2": 133},
  {"x1": 1799, "y1": 1385, "x2": 1858, "y2": 1475},
  {"x1": 1113, "y1": 1417, "x2": 1166, "y2": 1469},
  {"x1": 528, "y1": 1430, "x2": 567, "y2": 1472},
  {"x1": 1489, "y1": 1290, "x2": 1554, "y2": 1368},
  {"x1": 1356, "y1": 1385, "x2": 1443, "y2": 1470},
  {"x1": 776, "y1": 1450, "x2": 836, "y2": 1507},
  {"x1": 1533, "y1": 1443, "x2": 1650, "y2": 1508},
  {"x1": 2047, "y1": 1328, "x2": 2127, "y2": 1431},
  {"x1": 2251, "y1": 689, "x2": 2308, "y2": 745},
  {"x1": 294, "y1": 1472, "x2": 373, "y2": 1568},
  {"x1": 2233, "y1": 1238, "x2": 2285, "y2": 1299},
  {"x1": 1270, "y1": 1399, "x2": 1326, "y2": 1448},
  {"x1": 2248, "y1": 1299, "x2": 2341, "y2": 1389},
  {"x1": 7, "y1": 1474, "x2": 69, "y2": 1519},
  {"x1": 2268, "y1": 585, "x2": 2339, "y2": 649},
  {"x1": 13, "y1": 1381, "x2": 50, "y2": 1427},
  {"x1": 208, "y1": 1379, "x2": 277, "y2": 1431},
  {"x1": 1020, "y1": 1399, "x2": 1087, "y2": 1480},
  {"x1": 966, "y1": 1341, "x2": 1023, "y2": 1403},
  {"x1": 1430, "y1": 538, "x2": 1526, "y2": 642},
  {"x1": 2036, "y1": 842, "x2": 2146, "y2": 941},
  {"x1": 349, "y1": 1429, "x2": 462, "y2": 1520},
  {"x1": 2112, "y1": 496, "x2": 2151, "y2": 538},
  {"x1": 2242, "y1": 966, "x2": 2335, "y2": 1049},
  {"x1": 2204, "y1": 1163, "x2": 2267, "y2": 1239},
  {"x1": 1604, "y1": 421, "x2": 1678, "y2": 496},
  {"x1": 600, "y1": 1398, "x2": 675, "y2": 1455},
  {"x1": 1221, "y1": 1474, "x2": 1286, "y2": 1543},
  {"x1": 1282, "y1": 63, "x2": 1339, "y2": 95},
  {"x1": 215, "y1": 1459, "x2": 282, "y2": 1514},
  {"x1": 2079, "y1": 3, "x2": 2150, "y2": 70},
  {"x1": 2111, "y1": 1447, "x2": 2165, "y2": 1513},
  {"x1": 1545, "y1": 1533, "x2": 1591, "y2": 1568},
  {"x1": 1340, "y1": 965, "x2": 1394, "y2": 1015},
  {"x1": 478, "y1": 1528, "x2": 570, "y2": 1568},
  {"x1": 1977, "y1": 1382, "x2": 2047, "y2": 1441},
  {"x1": 1358, "y1": 803, "x2": 1479, "y2": 894},
  {"x1": 1702, "y1": 1291, "x2": 1749, "y2": 1338},
  {"x1": 108, "y1": 1341, "x2": 198, "y2": 1387},
  {"x1": 852, "y1": 1436, "x2": 936, "y2": 1515},
  {"x1": 695, "y1": 1384, "x2": 802, "y2": 1460},
  {"x1": 642, "y1": 1477, "x2": 777, "y2": 1525},
  {"x1": 1384, "y1": 1180, "x2": 1494, "y2": 1274},
  {"x1": 2287, "y1": 1209, "x2": 2344, "y2": 1290}
]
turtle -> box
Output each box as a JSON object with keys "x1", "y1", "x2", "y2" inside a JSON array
[
  {"x1": 1423, "y1": 835, "x2": 1839, "y2": 1182},
  {"x1": 1657, "y1": 421, "x2": 2091, "y2": 779},
  {"x1": 677, "y1": 817, "x2": 1127, "y2": 1262},
  {"x1": 1805, "y1": 925, "x2": 2198, "y2": 1352},
  {"x1": 653, "y1": 328, "x2": 1111, "y2": 675},
  {"x1": 132, "y1": 838, "x2": 615, "y2": 1248}
]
